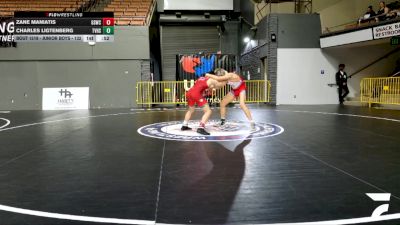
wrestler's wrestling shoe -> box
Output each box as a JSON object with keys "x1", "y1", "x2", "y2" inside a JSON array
[
  {"x1": 250, "y1": 122, "x2": 256, "y2": 132},
  {"x1": 181, "y1": 126, "x2": 192, "y2": 131},
  {"x1": 197, "y1": 127, "x2": 210, "y2": 135},
  {"x1": 213, "y1": 119, "x2": 226, "y2": 128}
]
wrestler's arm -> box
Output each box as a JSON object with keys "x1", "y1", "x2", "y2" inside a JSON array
[
  {"x1": 205, "y1": 73, "x2": 232, "y2": 81},
  {"x1": 207, "y1": 79, "x2": 224, "y2": 89},
  {"x1": 213, "y1": 81, "x2": 227, "y2": 89}
]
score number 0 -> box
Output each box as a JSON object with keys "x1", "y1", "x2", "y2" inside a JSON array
[
  {"x1": 102, "y1": 18, "x2": 114, "y2": 35},
  {"x1": 103, "y1": 18, "x2": 114, "y2": 26}
]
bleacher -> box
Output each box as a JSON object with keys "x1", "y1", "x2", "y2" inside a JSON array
[
  {"x1": 0, "y1": 0, "x2": 90, "y2": 17},
  {"x1": 103, "y1": 0, "x2": 152, "y2": 26}
]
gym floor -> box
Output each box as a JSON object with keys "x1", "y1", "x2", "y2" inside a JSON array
[{"x1": 0, "y1": 105, "x2": 399, "y2": 225}]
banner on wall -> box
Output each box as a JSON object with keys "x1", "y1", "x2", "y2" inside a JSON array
[
  {"x1": 0, "y1": 17, "x2": 17, "y2": 48},
  {"x1": 177, "y1": 54, "x2": 237, "y2": 81},
  {"x1": 42, "y1": 87, "x2": 89, "y2": 110},
  {"x1": 373, "y1": 22, "x2": 400, "y2": 39}
]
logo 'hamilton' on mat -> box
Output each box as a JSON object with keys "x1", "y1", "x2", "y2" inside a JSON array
[{"x1": 137, "y1": 120, "x2": 284, "y2": 141}]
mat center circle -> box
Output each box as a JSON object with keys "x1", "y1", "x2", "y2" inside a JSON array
[{"x1": 137, "y1": 120, "x2": 284, "y2": 141}]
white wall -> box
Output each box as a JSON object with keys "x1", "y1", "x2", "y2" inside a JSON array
[
  {"x1": 322, "y1": 43, "x2": 399, "y2": 98},
  {"x1": 277, "y1": 48, "x2": 338, "y2": 105},
  {"x1": 277, "y1": 44, "x2": 399, "y2": 105},
  {"x1": 320, "y1": 28, "x2": 373, "y2": 48}
]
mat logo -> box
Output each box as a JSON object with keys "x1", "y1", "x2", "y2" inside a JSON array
[
  {"x1": 137, "y1": 120, "x2": 284, "y2": 142},
  {"x1": 58, "y1": 89, "x2": 74, "y2": 105},
  {"x1": 59, "y1": 89, "x2": 73, "y2": 98},
  {"x1": 367, "y1": 193, "x2": 391, "y2": 217}
]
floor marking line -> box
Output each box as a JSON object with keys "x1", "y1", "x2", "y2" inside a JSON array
[
  {"x1": 0, "y1": 109, "x2": 399, "y2": 224},
  {"x1": 137, "y1": 121, "x2": 285, "y2": 142},
  {"x1": 0, "y1": 111, "x2": 160, "y2": 224},
  {"x1": 156, "y1": 213, "x2": 400, "y2": 224},
  {"x1": 0, "y1": 204, "x2": 155, "y2": 225},
  {"x1": 0, "y1": 118, "x2": 10, "y2": 129},
  {"x1": 0, "y1": 123, "x2": 90, "y2": 170},
  {"x1": 274, "y1": 109, "x2": 400, "y2": 123},
  {"x1": 258, "y1": 212, "x2": 400, "y2": 225},
  {"x1": 154, "y1": 140, "x2": 166, "y2": 222},
  {"x1": 0, "y1": 111, "x2": 162, "y2": 133},
  {"x1": 274, "y1": 109, "x2": 400, "y2": 201},
  {"x1": 277, "y1": 139, "x2": 400, "y2": 201}
]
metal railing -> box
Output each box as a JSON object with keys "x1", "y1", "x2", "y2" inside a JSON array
[
  {"x1": 145, "y1": 0, "x2": 157, "y2": 25},
  {"x1": 360, "y1": 77, "x2": 400, "y2": 107},
  {"x1": 323, "y1": 12, "x2": 400, "y2": 34},
  {"x1": 136, "y1": 80, "x2": 271, "y2": 107}
]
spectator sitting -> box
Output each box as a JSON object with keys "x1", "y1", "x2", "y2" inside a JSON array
[
  {"x1": 359, "y1": 6, "x2": 376, "y2": 24},
  {"x1": 376, "y1": 1, "x2": 390, "y2": 21},
  {"x1": 387, "y1": 1, "x2": 400, "y2": 18}
]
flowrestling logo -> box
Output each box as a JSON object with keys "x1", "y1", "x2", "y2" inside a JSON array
[{"x1": 137, "y1": 120, "x2": 284, "y2": 142}]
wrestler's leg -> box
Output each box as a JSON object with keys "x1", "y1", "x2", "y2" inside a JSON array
[
  {"x1": 197, "y1": 103, "x2": 212, "y2": 135},
  {"x1": 219, "y1": 92, "x2": 235, "y2": 125},
  {"x1": 181, "y1": 104, "x2": 195, "y2": 131},
  {"x1": 238, "y1": 90, "x2": 255, "y2": 130}
]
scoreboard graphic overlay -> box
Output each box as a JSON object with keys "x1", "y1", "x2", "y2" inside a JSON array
[{"x1": 13, "y1": 12, "x2": 114, "y2": 43}]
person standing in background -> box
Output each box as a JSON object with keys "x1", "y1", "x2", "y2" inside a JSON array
[{"x1": 336, "y1": 64, "x2": 350, "y2": 105}]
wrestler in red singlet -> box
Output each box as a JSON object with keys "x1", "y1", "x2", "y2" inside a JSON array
[
  {"x1": 181, "y1": 76, "x2": 226, "y2": 135},
  {"x1": 186, "y1": 77, "x2": 209, "y2": 107}
]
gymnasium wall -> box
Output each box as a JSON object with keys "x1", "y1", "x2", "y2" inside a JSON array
[
  {"x1": 322, "y1": 43, "x2": 399, "y2": 99},
  {"x1": 240, "y1": 0, "x2": 255, "y2": 25},
  {"x1": 275, "y1": 14, "x2": 332, "y2": 105},
  {"x1": 241, "y1": 14, "x2": 321, "y2": 104},
  {"x1": 273, "y1": 43, "x2": 399, "y2": 105},
  {"x1": 241, "y1": 15, "x2": 275, "y2": 102},
  {"x1": 277, "y1": 49, "x2": 338, "y2": 105},
  {"x1": 0, "y1": 26, "x2": 150, "y2": 110},
  {"x1": 254, "y1": 2, "x2": 295, "y2": 24},
  {"x1": 278, "y1": 14, "x2": 321, "y2": 48}
]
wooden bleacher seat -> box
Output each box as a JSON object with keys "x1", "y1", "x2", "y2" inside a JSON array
[
  {"x1": 124, "y1": 12, "x2": 135, "y2": 16},
  {"x1": 104, "y1": 0, "x2": 153, "y2": 26},
  {"x1": 114, "y1": 12, "x2": 123, "y2": 17},
  {"x1": 125, "y1": 8, "x2": 136, "y2": 12},
  {"x1": 136, "y1": 12, "x2": 147, "y2": 17},
  {"x1": 131, "y1": 20, "x2": 143, "y2": 25}
]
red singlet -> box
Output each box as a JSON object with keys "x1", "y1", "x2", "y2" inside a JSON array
[
  {"x1": 229, "y1": 77, "x2": 246, "y2": 97},
  {"x1": 186, "y1": 77, "x2": 209, "y2": 107}
]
